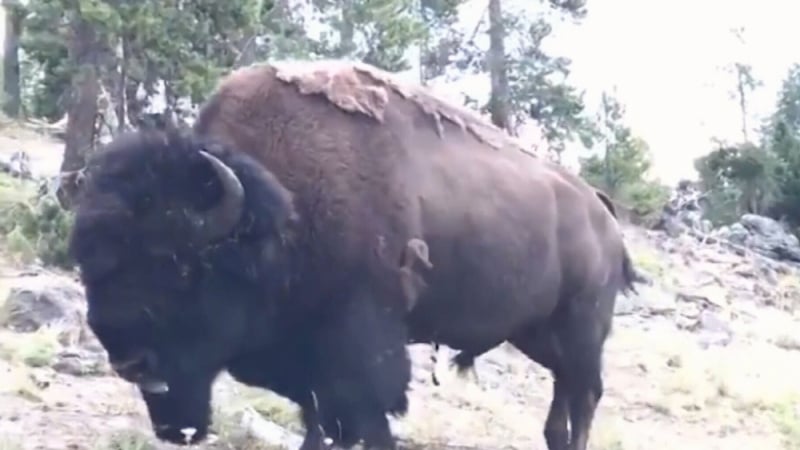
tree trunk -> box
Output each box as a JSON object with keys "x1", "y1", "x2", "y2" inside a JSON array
[
  {"x1": 338, "y1": 0, "x2": 356, "y2": 56},
  {"x1": 601, "y1": 92, "x2": 614, "y2": 194},
  {"x1": 487, "y1": 0, "x2": 510, "y2": 132},
  {"x1": 57, "y1": 11, "x2": 102, "y2": 210},
  {"x1": 113, "y1": 35, "x2": 128, "y2": 134},
  {"x1": 2, "y1": 1, "x2": 23, "y2": 118},
  {"x1": 125, "y1": 79, "x2": 143, "y2": 127},
  {"x1": 736, "y1": 69, "x2": 748, "y2": 142}
]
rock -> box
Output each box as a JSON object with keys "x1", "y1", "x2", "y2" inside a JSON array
[
  {"x1": 52, "y1": 348, "x2": 109, "y2": 376},
  {"x1": 0, "y1": 150, "x2": 33, "y2": 180},
  {"x1": 614, "y1": 295, "x2": 637, "y2": 316},
  {"x1": 653, "y1": 180, "x2": 708, "y2": 237},
  {"x1": 676, "y1": 285, "x2": 727, "y2": 309},
  {"x1": 616, "y1": 284, "x2": 676, "y2": 317},
  {"x1": 695, "y1": 310, "x2": 733, "y2": 349},
  {"x1": 239, "y1": 407, "x2": 304, "y2": 449},
  {"x1": 0, "y1": 272, "x2": 96, "y2": 349},
  {"x1": 717, "y1": 214, "x2": 800, "y2": 263},
  {"x1": 772, "y1": 333, "x2": 800, "y2": 351},
  {"x1": 719, "y1": 223, "x2": 749, "y2": 245}
]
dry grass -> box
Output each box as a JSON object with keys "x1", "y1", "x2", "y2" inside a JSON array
[
  {"x1": 0, "y1": 171, "x2": 39, "y2": 267},
  {"x1": 588, "y1": 417, "x2": 626, "y2": 450},
  {"x1": 613, "y1": 323, "x2": 800, "y2": 449},
  {"x1": 209, "y1": 408, "x2": 290, "y2": 450},
  {"x1": 630, "y1": 246, "x2": 666, "y2": 280},
  {"x1": 92, "y1": 430, "x2": 156, "y2": 450},
  {"x1": 0, "y1": 324, "x2": 63, "y2": 368},
  {"x1": 212, "y1": 374, "x2": 302, "y2": 433},
  {"x1": 773, "y1": 272, "x2": 800, "y2": 313},
  {"x1": 0, "y1": 436, "x2": 22, "y2": 450},
  {"x1": 769, "y1": 399, "x2": 800, "y2": 450},
  {"x1": 0, "y1": 173, "x2": 35, "y2": 210},
  {"x1": 0, "y1": 115, "x2": 59, "y2": 140},
  {"x1": 0, "y1": 360, "x2": 43, "y2": 403}
]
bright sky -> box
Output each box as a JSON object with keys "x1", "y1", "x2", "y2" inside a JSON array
[{"x1": 441, "y1": 0, "x2": 800, "y2": 185}]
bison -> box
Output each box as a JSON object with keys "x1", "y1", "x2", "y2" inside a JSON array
[{"x1": 68, "y1": 60, "x2": 641, "y2": 450}]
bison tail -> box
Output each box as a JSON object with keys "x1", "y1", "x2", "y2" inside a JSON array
[{"x1": 620, "y1": 246, "x2": 647, "y2": 296}]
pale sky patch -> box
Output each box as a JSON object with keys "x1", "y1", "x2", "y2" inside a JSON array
[{"x1": 423, "y1": 0, "x2": 800, "y2": 184}]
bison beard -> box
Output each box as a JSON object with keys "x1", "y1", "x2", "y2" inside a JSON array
[{"x1": 69, "y1": 60, "x2": 643, "y2": 450}]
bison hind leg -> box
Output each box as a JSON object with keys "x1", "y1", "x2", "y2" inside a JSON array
[
  {"x1": 510, "y1": 290, "x2": 613, "y2": 450},
  {"x1": 451, "y1": 351, "x2": 481, "y2": 385},
  {"x1": 510, "y1": 326, "x2": 570, "y2": 450}
]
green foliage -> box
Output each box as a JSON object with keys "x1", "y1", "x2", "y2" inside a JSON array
[
  {"x1": 0, "y1": 188, "x2": 74, "y2": 269},
  {"x1": 618, "y1": 180, "x2": 670, "y2": 219},
  {"x1": 580, "y1": 134, "x2": 654, "y2": 195},
  {"x1": 699, "y1": 185, "x2": 741, "y2": 227},
  {"x1": 689, "y1": 64, "x2": 800, "y2": 228},
  {"x1": 690, "y1": 63, "x2": 800, "y2": 229},
  {"x1": 694, "y1": 142, "x2": 779, "y2": 225},
  {"x1": 19, "y1": 0, "x2": 71, "y2": 120},
  {"x1": 579, "y1": 93, "x2": 668, "y2": 220},
  {"x1": 110, "y1": 0, "x2": 276, "y2": 106},
  {"x1": 505, "y1": 14, "x2": 597, "y2": 153},
  {"x1": 580, "y1": 138, "x2": 668, "y2": 221},
  {"x1": 21, "y1": 0, "x2": 310, "y2": 123},
  {"x1": 312, "y1": 0, "x2": 428, "y2": 72},
  {"x1": 457, "y1": 2, "x2": 597, "y2": 158},
  {"x1": 761, "y1": 64, "x2": 800, "y2": 225}
]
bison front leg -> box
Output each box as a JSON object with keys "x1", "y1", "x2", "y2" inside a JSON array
[
  {"x1": 298, "y1": 396, "x2": 331, "y2": 450},
  {"x1": 310, "y1": 294, "x2": 412, "y2": 450},
  {"x1": 227, "y1": 341, "x2": 334, "y2": 450}
]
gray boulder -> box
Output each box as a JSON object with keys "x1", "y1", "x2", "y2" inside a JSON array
[{"x1": 717, "y1": 214, "x2": 800, "y2": 263}]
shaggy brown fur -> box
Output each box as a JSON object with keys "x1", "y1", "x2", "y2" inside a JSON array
[
  {"x1": 189, "y1": 60, "x2": 639, "y2": 450},
  {"x1": 72, "y1": 59, "x2": 640, "y2": 450},
  {"x1": 397, "y1": 238, "x2": 434, "y2": 311},
  {"x1": 271, "y1": 59, "x2": 534, "y2": 155}
]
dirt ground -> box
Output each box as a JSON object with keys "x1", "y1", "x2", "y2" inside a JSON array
[{"x1": 0, "y1": 125, "x2": 798, "y2": 450}]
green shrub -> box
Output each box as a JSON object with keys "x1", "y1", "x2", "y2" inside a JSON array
[
  {"x1": 0, "y1": 185, "x2": 74, "y2": 269},
  {"x1": 620, "y1": 180, "x2": 670, "y2": 223}
]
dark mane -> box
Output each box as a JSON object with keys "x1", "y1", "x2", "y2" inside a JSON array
[{"x1": 71, "y1": 128, "x2": 297, "y2": 284}]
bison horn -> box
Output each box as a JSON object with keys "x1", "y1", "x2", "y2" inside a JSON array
[{"x1": 192, "y1": 150, "x2": 245, "y2": 243}]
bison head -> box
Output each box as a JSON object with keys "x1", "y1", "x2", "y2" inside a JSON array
[{"x1": 68, "y1": 129, "x2": 296, "y2": 445}]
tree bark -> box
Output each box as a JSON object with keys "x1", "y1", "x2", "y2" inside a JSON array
[
  {"x1": 114, "y1": 35, "x2": 129, "y2": 134},
  {"x1": 2, "y1": 0, "x2": 23, "y2": 117},
  {"x1": 487, "y1": 0, "x2": 510, "y2": 132},
  {"x1": 736, "y1": 67, "x2": 748, "y2": 142},
  {"x1": 338, "y1": 0, "x2": 356, "y2": 56},
  {"x1": 57, "y1": 10, "x2": 102, "y2": 210}
]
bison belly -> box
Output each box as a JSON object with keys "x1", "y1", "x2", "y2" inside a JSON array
[{"x1": 403, "y1": 149, "x2": 562, "y2": 350}]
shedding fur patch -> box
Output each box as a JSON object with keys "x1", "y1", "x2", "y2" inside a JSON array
[{"x1": 271, "y1": 59, "x2": 535, "y2": 157}]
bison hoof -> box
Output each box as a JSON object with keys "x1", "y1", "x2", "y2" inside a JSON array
[{"x1": 153, "y1": 424, "x2": 208, "y2": 445}]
